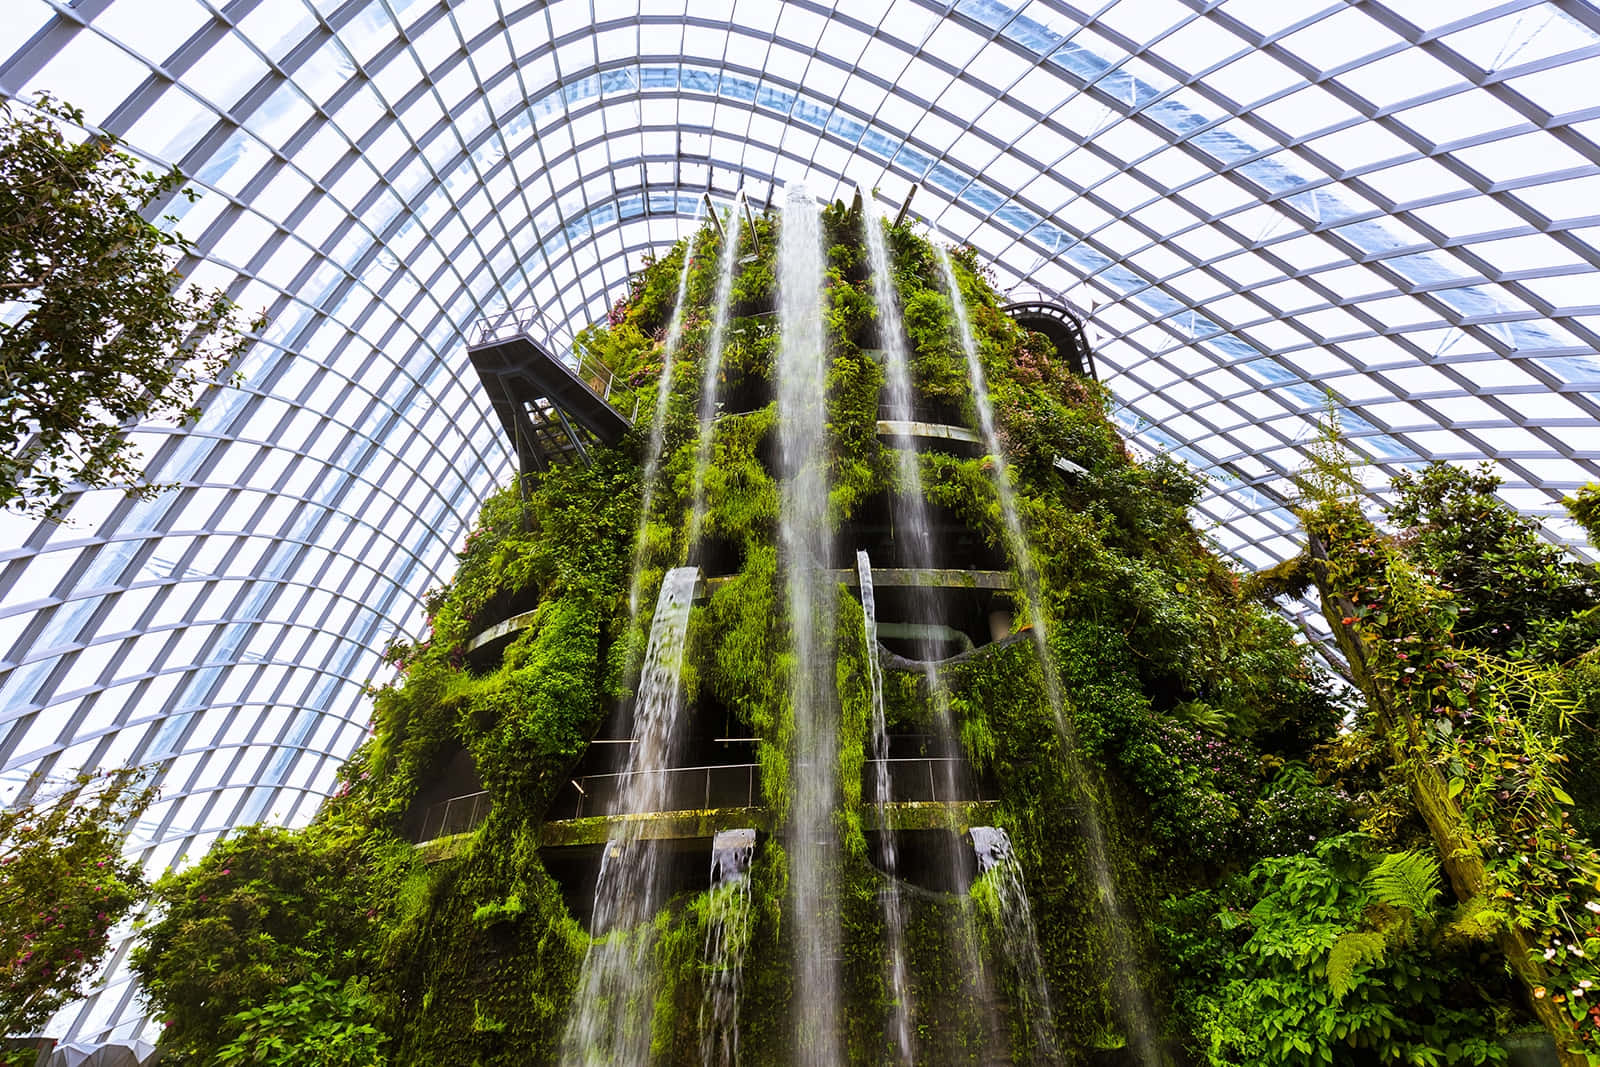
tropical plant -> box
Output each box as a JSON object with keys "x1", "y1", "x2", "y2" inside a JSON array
[
  {"x1": 131, "y1": 825, "x2": 382, "y2": 1061},
  {"x1": 0, "y1": 92, "x2": 263, "y2": 517},
  {"x1": 214, "y1": 975, "x2": 387, "y2": 1066},
  {"x1": 0, "y1": 769, "x2": 154, "y2": 1037},
  {"x1": 1387, "y1": 461, "x2": 1599, "y2": 662}
]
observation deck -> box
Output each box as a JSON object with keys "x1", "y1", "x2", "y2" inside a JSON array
[
  {"x1": 468, "y1": 308, "x2": 630, "y2": 476},
  {"x1": 1000, "y1": 292, "x2": 1096, "y2": 380}
]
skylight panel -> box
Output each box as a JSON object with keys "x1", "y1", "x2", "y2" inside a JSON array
[
  {"x1": 1303, "y1": 119, "x2": 1414, "y2": 172},
  {"x1": 345, "y1": 4, "x2": 401, "y2": 66},
  {"x1": 27, "y1": 32, "x2": 148, "y2": 124},
  {"x1": 1507, "y1": 57, "x2": 1600, "y2": 120},
  {"x1": 922, "y1": 19, "x2": 985, "y2": 68},
  {"x1": 92, "y1": 0, "x2": 211, "y2": 65},
  {"x1": 449, "y1": 0, "x2": 497, "y2": 42},
  {"x1": 1395, "y1": 91, "x2": 1528, "y2": 149},
  {"x1": 1149, "y1": 15, "x2": 1249, "y2": 71},
  {"x1": 1510, "y1": 174, "x2": 1600, "y2": 224},
  {"x1": 1335, "y1": 47, "x2": 1466, "y2": 112},
  {"x1": 1409, "y1": 195, "x2": 1527, "y2": 241},
  {"x1": 1453, "y1": 129, "x2": 1591, "y2": 183},
  {"x1": 1141, "y1": 144, "x2": 1211, "y2": 188},
  {"x1": 1095, "y1": 115, "x2": 1168, "y2": 161},
  {"x1": 1358, "y1": 157, "x2": 1473, "y2": 207},
  {"x1": 1438, "y1": 8, "x2": 1599, "y2": 73},
  {"x1": 1280, "y1": 7, "x2": 1403, "y2": 72},
  {"x1": 1254, "y1": 86, "x2": 1362, "y2": 140},
  {"x1": 1520, "y1": 273, "x2": 1600, "y2": 312},
  {"x1": 1098, "y1": 0, "x2": 1192, "y2": 46},
  {"x1": 5, "y1": 1, "x2": 52, "y2": 68},
  {"x1": 1198, "y1": 50, "x2": 1303, "y2": 109}
]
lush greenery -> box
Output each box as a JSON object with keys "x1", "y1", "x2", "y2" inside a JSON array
[
  {"x1": 125, "y1": 198, "x2": 1600, "y2": 1064},
  {"x1": 0, "y1": 93, "x2": 262, "y2": 518},
  {"x1": 0, "y1": 770, "x2": 153, "y2": 1042}
]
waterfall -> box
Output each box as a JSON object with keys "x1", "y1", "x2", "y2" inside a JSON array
[
  {"x1": 864, "y1": 211, "x2": 1002, "y2": 1054},
  {"x1": 857, "y1": 550, "x2": 914, "y2": 1063},
  {"x1": 777, "y1": 185, "x2": 841, "y2": 1066},
  {"x1": 699, "y1": 828, "x2": 757, "y2": 1067},
  {"x1": 628, "y1": 229, "x2": 700, "y2": 619},
  {"x1": 937, "y1": 251, "x2": 1162, "y2": 1064},
  {"x1": 688, "y1": 194, "x2": 746, "y2": 549},
  {"x1": 560, "y1": 566, "x2": 701, "y2": 1066},
  {"x1": 862, "y1": 211, "x2": 971, "y2": 800},
  {"x1": 970, "y1": 827, "x2": 1060, "y2": 1064}
]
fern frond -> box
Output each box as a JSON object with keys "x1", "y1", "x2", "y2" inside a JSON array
[
  {"x1": 1364, "y1": 849, "x2": 1442, "y2": 919},
  {"x1": 1439, "y1": 897, "x2": 1505, "y2": 948},
  {"x1": 1326, "y1": 930, "x2": 1386, "y2": 1000}
]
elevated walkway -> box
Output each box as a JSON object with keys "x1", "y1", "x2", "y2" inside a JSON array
[
  {"x1": 465, "y1": 568, "x2": 1016, "y2": 654},
  {"x1": 875, "y1": 419, "x2": 982, "y2": 447},
  {"x1": 538, "y1": 799, "x2": 1000, "y2": 847},
  {"x1": 1000, "y1": 296, "x2": 1096, "y2": 380},
  {"x1": 468, "y1": 311, "x2": 630, "y2": 475}
]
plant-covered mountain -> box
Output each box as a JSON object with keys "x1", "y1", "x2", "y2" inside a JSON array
[{"x1": 131, "y1": 197, "x2": 1600, "y2": 1066}]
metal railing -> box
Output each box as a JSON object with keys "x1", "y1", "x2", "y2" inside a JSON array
[
  {"x1": 548, "y1": 763, "x2": 761, "y2": 821},
  {"x1": 414, "y1": 789, "x2": 491, "y2": 843},
  {"x1": 470, "y1": 308, "x2": 617, "y2": 401},
  {"x1": 864, "y1": 756, "x2": 987, "y2": 804},
  {"x1": 542, "y1": 756, "x2": 986, "y2": 823}
]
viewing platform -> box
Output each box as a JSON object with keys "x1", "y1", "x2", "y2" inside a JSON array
[
  {"x1": 1000, "y1": 294, "x2": 1096, "y2": 380},
  {"x1": 466, "y1": 568, "x2": 1017, "y2": 654},
  {"x1": 468, "y1": 310, "x2": 630, "y2": 476}
]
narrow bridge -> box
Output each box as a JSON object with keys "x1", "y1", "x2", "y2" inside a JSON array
[
  {"x1": 1000, "y1": 297, "x2": 1096, "y2": 380},
  {"x1": 468, "y1": 309, "x2": 631, "y2": 476}
]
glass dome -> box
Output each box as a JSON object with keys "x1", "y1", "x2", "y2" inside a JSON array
[{"x1": 2, "y1": 0, "x2": 1597, "y2": 1040}]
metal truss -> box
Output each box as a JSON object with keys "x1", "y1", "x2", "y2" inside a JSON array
[{"x1": 1, "y1": 0, "x2": 1598, "y2": 1040}]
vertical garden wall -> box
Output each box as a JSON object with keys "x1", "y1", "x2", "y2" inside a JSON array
[{"x1": 129, "y1": 199, "x2": 1600, "y2": 1066}]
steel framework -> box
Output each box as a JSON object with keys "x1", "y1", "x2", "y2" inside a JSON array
[{"x1": 2, "y1": 0, "x2": 1598, "y2": 1040}]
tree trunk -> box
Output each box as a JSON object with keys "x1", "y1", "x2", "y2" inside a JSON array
[{"x1": 1306, "y1": 532, "x2": 1587, "y2": 1065}]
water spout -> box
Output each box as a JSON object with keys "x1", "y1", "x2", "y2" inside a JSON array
[
  {"x1": 937, "y1": 250, "x2": 1162, "y2": 1065},
  {"x1": 628, "y1": 225, "x2": 701, "y2": 619},
  {"x1": 700, "y1": 828, "x2": 757, "y2": 1067},
  {"x1": 970, "y1": 826, "x2": 1060, "y2": 1064},
  {"x1": 857, "y1": 550, "x2": 914, "y2": 1062},
  {"x1": 560, "y1": 566, "x2": 701, "y2": 1065},
  {"x1": 689, "y1": 194, "x2": 746, "y2": 550},
  {"x1": 777, "y1": 185, "x2": 841, "y2": 1066}
]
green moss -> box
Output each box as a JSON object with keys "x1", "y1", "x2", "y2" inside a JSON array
[{"x1": 134, "y1": 206, "x2": 1401, "y2": 1065}]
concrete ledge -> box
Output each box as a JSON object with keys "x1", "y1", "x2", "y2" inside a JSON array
[
  {"x1": 876, "y1": 419, "x2": 981, "y2": 445},
  {"x1": 471, "y1": 570, "x2": 1016, "y2": 650},
  {"x1": 465, "y1": 608, "x2": 542, "y2": 653},
  {"x1": 540, "y1": 807, "x2": 771, "y2": 847},
  {"x1": 701, "y1": 567, "x2": 1013, "y2": 598},
  {"x1": 864, "y1": 800, "x2": 999, "y2": 833},
  {"x1": 416, "y1": 831, "x2": 478, "y2": 864},
  {"x1": 540, "y1": 800, "x2": 998, "y2": 847}
]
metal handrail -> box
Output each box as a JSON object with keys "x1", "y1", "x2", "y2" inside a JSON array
[
  {"x1": 415, "y1": 789, "x2": 491, "y2": 843},
  {"x1": 544, "y1": 755, "x2": 986, "y2": 821},
  {"x1": 470, "y1": 308, "x2": 617, "y2": 402},
  {"x1": 863, "y1": 756, "x2": 985, "y2": 804},
  {"x1": 553, "y1": 763, "x2": 761, "y2": 820}
]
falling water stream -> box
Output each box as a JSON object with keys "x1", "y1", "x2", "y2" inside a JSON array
[
  {"x1": 560, "y1": 565, "x2": 701, "y2": 1066},
  {"x1": 971, "y1": 826, "x2": 1060, "y2": 1064},
  {"x1": 627, "y1": 228, "x2": 699, "y2": 619},
  {"x1": 864, "y1": 211, "x2": 1002, "y2": 1054},
  {"x1": 857, "y1": 550, "x2": 914, "y2": 1062},
  {"x1": 689, "y1": 195, "x2": 746, "y2": 548},
  {"x1": 937, "y1": 251, "x2": 1162, "y2": 1065},
  {"x1": 700, "y1": 827, "x2": 757, "y2": 1067},
  {"x1": 777, "y1": 186, "x2": 841, "y2": 1066}
]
